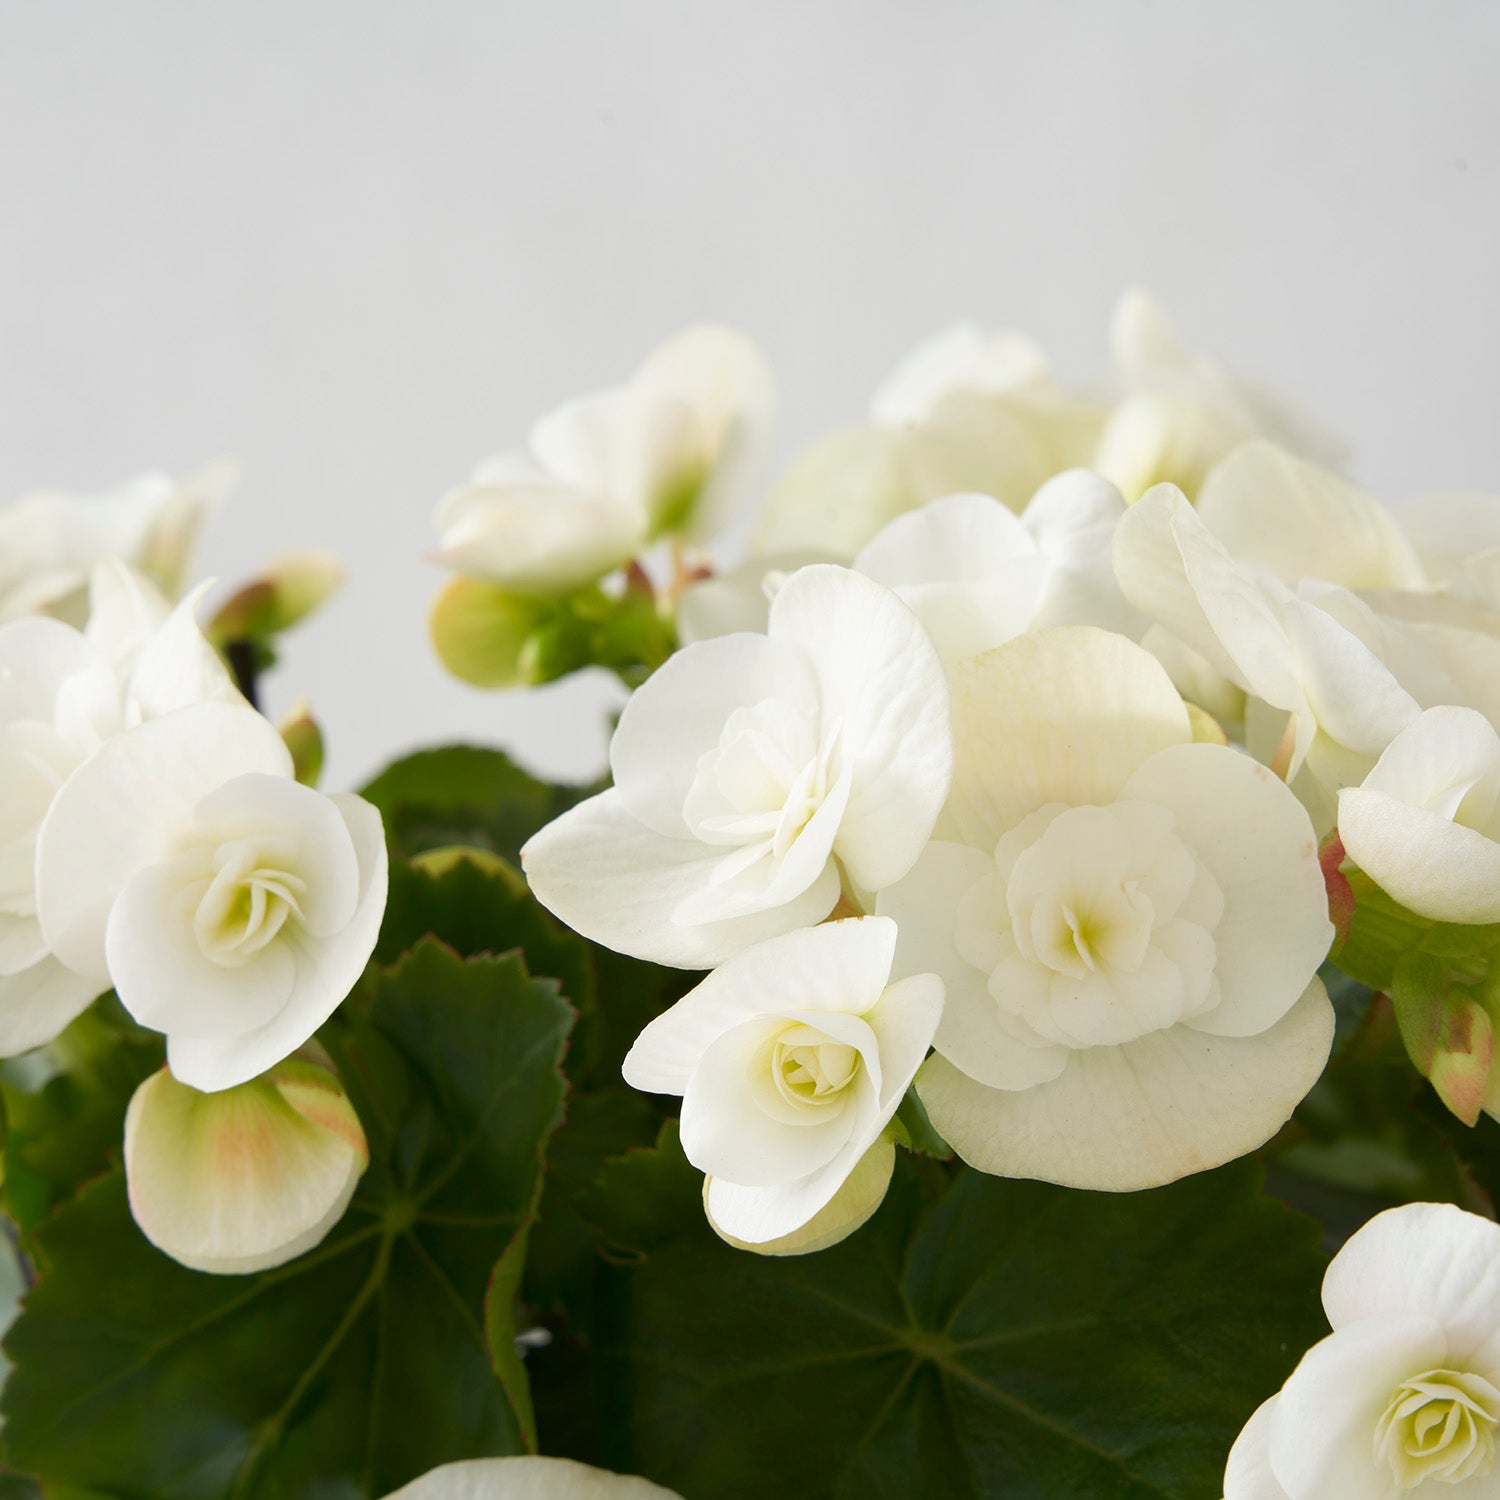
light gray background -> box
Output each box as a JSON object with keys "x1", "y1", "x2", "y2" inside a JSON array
[{"x1": 2, "y1": 1, "x2": 1496, "y2": 791}]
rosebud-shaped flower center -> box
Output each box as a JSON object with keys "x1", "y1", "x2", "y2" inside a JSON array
[
  {"x1": 1374, "y1": 1368, "x2": 1500, "y2": 1489},
  {"x1": 771, "y1": 1026, "x2": 860, "y2": 1111},
  {"x1": 677, "y1": 698, "x2": 848, "y2": 921},
  {"x1": 184, "y1": 836, "x2": 309, "y2": 968},
  {"x1": 955, "y1": 800, "x2": 1226, "y2": 1050}
]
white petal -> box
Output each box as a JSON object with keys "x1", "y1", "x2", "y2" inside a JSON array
[
  {"x1": 384, "y1": 1456, "x2": 681, "y2": 1500},
  {"x1": 853, "y1": 492, "x2": 1038, "y2": 586},
  {"x1": 1278, "y1": 595, "x2": 1420, "y2": 758},
  {"x1": 863, "y1": 971, "x2": 945, "y2": 1112},
  {"x1": 1123, "y1": 745, "x2": 1332, "y2": 1037},
  {"x1": 608, "y1": 631, "x2": 816, "y2": 838},
  {"x1": 0, "y1": 954, "x2": 101, "y2": 1056},
  {"x1": 679, "y1": 1015, "x2": 865, "y2": 1187},
  {"x1": 871, "y1": 322, "x2": 1050, "y2": 425},
  {"x1": 941, "y1": 626, "x2": 1190, "y2": 847},
  {"x1": 125, "y1": 582, "x2": 239, "y2": 718},
  {"x1": 1113, "y1": 484, "x2": 1306, "y2": 713},
  {"x1": 433, "y1": 473, "x2": 644, "y2": 594},
  {"x1": 705, "y1": 1131, "x2": 896, "y2": 1252},
  {"x1": 878, "y1": 841, "x2": 1068, "y2": 1090},
  {"x1": 105, "y1": 862, "x2": 296, "y2": 1038},
  {"x1": 623, "y1": 916, "x2": 899, "y2": 1095},
  {"x1": 166, "y1": 794, "x2": 387, "y2": 1093},
  {"x1": 1224, "y1": 1398, "x2": 1293, "y2": 1500},
  {"x1": 1269, "y1": 1312, "x2": 1447, "y2": 1500},
  {"x1": 522, "y1": 790, "x2": 839, "y2": 969},
  {"x1": 1322, "y1": 1202, "x2": 1500, "y2": 1370},
  {"x1": 917, "y1": 977, "x2": 1334, "y2": 1190},
  {"x1": 768, "y1": 566, "x2": 952, "y2": 891},
  {"x1": 1338, "y1": 707, "x2": 1500, "y2": 923},
  {"x1": 1197, "y1": 442, "x2": 1426, "y2": 591},
  {"x1": 124, "y1": 1047, "x2": 367, "y2": 1276},
  {"x1": 632, "y1": 324, "x2": 776, "y2": 542},
  {"x1": 36, "y1": 703, "x2": 293, "y2": 980},
  {"x1": 1341, "y1": 795, "x2": 1500, "y2": 925},
  {"x1": 675, "y1": 552, "x2": 833, "y2": 645}
]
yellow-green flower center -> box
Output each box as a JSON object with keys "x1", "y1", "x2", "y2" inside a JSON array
[{"x1": 1374, "y1": 1368, "x2": 1500, "y2": 1489}]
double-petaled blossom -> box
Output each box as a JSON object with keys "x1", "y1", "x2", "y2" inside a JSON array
[
  {"x1": 384, "y1": 1458, "x2": 681, "y2": 1499},
  {"x1": 522, "y1": 565, "x2": 951, "y2": 968},
  {"x1": 622, "y1": 918, "x2": 942, "y2": 1251},
  {"x1": 124, "y1": 1042, "x2": 367, "y2": 1274},
  {"x1": 878, "y1": 626, "x2": 1334, "y2": 1190},
  {"x1": 35, "y1": 699, "x2": 387, "y2": 1091},
  {"x1": 0, "y1": 463, "x2": 231, "y2": 623},
  {"x1": 432, "y1": 325, "x2": 774, "y2": 596},
  {"x1": 1226, "y1": 1203, "x2": 1500, "y2": 1498},
  {"x1": 0, "y1": 564, "x2": 239, "y2": 1054}
]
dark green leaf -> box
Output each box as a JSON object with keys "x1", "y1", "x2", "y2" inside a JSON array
[
  {"x1": 1, "y1": 998, "x2": 162, "y2": 1238},
  {"x1": 375, "y1": 852, "x2": 594, "y2": 1015},
  {"x1": 360, "y1": 746, "x2": 594, "y2": 866},
  {"x1": 1269, "y1": 995, "x2": 1479, "y2": 1247},
  {"x1": 2, "y1": 943, "x2": 572, "y2": 1498},
  {"x1": 589, "y1": 1155, "x2": 1326, "y2": 1500}
]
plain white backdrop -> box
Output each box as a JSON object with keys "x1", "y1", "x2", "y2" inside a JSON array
[{"x1": 1, "y1": 1, "x2": 1496, "y2": 789}]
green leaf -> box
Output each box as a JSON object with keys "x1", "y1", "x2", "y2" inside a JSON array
[
  {"x1": 376, "y1": 852, "x2": 594, "y2": 1015},
  {"x1": 2, "y1": 943, "x2": 573, "y2": 1498},
  {"x1": 360, "y1": 746, "x2": 594, "y2": 866},
  {"x1": 1269, "y1": 995, "x2": 1479, "y2": 1243},
  {"x1": 1, "y1": 998, "x2": 162, "y2": 1238},
  {"x1": 587, "y1": 1154, "x2": 1327, "y2": 1500},
  {"x1": 577, "y1": 1120, "x2": 704, "y2": 1260}
]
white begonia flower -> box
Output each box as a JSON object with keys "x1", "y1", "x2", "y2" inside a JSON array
[
  {"x1": 1338, "y1": 706, "x2": 1500, "y2": 926},
  {"x1": 870, "y1": 321, "x2": 1052, "y2": 425},
  {"x1": 124, "y1": 1042, "x2": 367, "y2": 1275},
  {"x1": 1114, "y1": 482, "x2": 1422, "y2": 831},
  {"x1": 383, "y1": 1457, "x2": 681, "y2": 1500},
  {"x1": 1225, "y1": 1202, "x2": 1500, "y2": 1499},
  {"x1": 522, "y1": 565, "x2": 952, "y2": 969},
  {"x1": 35, "y1": 700, "x2": 387, "y2": 1092},
  {"x1": 850, "y1": 472, "x2": 1143, "y2": 661},
  {"x1": 433, "y1": 325, "x2": 774, "y2": 594},
  {"x1": 0, "y1": 463, "x2": 232, "y2": 624},
  {"x1": 0, "y1": 564, "x2": 239, "y2": 1055},
  {"x1": 1095, "y1": 291, "x2": 1341, "y2": 503},
  {"x1": 622, "y1": 917, "x2": 943, "y2": 1249},
  {"x1": 879, "y1": 626, "x2": 1334, "y2": 1191}
]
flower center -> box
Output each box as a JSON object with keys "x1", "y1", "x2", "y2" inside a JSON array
[
  {"x1": 187, "y1": 836, "x2": 308, "y2": 968},
  {"x1": 674, "y1": 696, "x2": 847, "y2": 923},
  {"x1": 1375, "y1": 1368, "x2": 1500, "y2": 1489},
  {"x1": 955, "y1": 800, "x2": 1225, "y2": 1050},
  {"x1": 769, "y1": 1024, "x2": 861, "y2": 1114}
]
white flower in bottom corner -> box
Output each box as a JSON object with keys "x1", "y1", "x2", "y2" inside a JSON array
[
  {"x1": 879, "y1": 625, "x2": 1334, "y2": 1191},
  {"x1": 1225, "y1": 1202, "x2": 1500, "y2": 1499},
  {"x1": 34, "y1": 700, "x2": 387, "y2": 1092},
  {"x1": 383, "y1": 1457, "x2": 680, "y2": 1499},
  {"x1": 125, "y1": 1043, "x2": 367, "y2": 1274},
  {"x1": 622, "y1": 917, "x2": 943, "y2": 1253}
]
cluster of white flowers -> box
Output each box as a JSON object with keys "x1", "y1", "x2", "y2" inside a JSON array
[
  {"x1": 509, "y1": 294, "x2": 1500, "y2": 1251},
  {"x1": 0, "y1": 482, "x2": 385, "y2": 1274}
]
